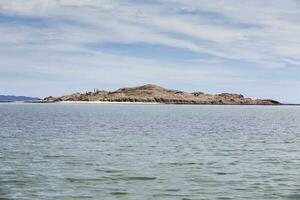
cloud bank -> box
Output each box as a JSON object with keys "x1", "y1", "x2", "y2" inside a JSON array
[{"x1": 0, "y1": 0, "x2": 299, "y2": 102}]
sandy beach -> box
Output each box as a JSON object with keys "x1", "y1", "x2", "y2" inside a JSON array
[{"x1": 57, "y1": 101, "x2": 161, "y2": 105}]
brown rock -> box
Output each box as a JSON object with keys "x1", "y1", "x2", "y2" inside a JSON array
[{"x1": 43, "y1": 84, "x2": 281, "y2": 105}]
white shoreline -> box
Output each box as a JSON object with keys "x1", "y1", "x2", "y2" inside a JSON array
[{"x1": 57, "y1": 101, "x2": 161, "y2": 105}]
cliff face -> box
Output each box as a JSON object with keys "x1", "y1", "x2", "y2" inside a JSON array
[{"x1": 43, "y1": 84, "x2": 280, "y2": 105}]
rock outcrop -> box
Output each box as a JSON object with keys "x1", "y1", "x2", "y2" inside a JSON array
[{"x1": 42, "y1": 84, "x2": 280, "y2": 105}]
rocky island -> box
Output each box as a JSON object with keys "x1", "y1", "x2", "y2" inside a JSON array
[{"x1": 41, "y1": 84, "x2": 280, "y2": 105}]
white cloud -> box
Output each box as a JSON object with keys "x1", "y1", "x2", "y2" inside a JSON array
[
  {"x1": 283, "y1": 58, "x2": 300, "y2": 66},
  {"x1": 1, "y1": 0, "x2": 300, "y2": 68},
  {"x1": 0, "y1": 0, "x2": 299, "y2": 101}
]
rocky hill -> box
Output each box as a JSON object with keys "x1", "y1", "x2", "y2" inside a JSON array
[{"x1": 42, "y1": 84, "x2": 280, "y2": 105}]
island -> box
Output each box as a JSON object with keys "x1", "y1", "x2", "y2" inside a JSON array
[
  {"x1": 38, "y1": 84, "x2": 281, "y2": 105},
  {"x1": 0, "y1": 95, "x2": 39, "y2": 102}
]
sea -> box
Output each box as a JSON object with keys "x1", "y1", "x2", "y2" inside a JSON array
[{"x1": 0, "y1": 103, "x2": 299, "y2": 200}]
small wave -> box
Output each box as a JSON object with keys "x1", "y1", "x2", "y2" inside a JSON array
[
  {"x1": 165, "y1": 189, "x2": 181, "y2": 192},
  {"x1": 66, "y1": 178, "x2": 104, "y2": 182},
  {"x1": 286, "y1": 194, "x2": 300, "y2": 199},
  {"x1": 112, "y1": 176, "x2": 156, "y2": 181},
  {"x1": 110, "y1": 192, "x2": 128, "y2": 196},
  {"x1": 215, "y1": 172, "x2": 227, "y2": 175},
  {"x1": 160, "y1": 162, "x2": 197, "y2": 166},
  {"x1": 94, "y1": 169, "x2": 122, "y2": 173},
  {"x1": 153, "y1": 193, "x2": 188, "y2": 197},
  {"x1": 64, "y1": 195, "x2": 93, "y2": 199},
  {"x1": 0, "y1": 179, "x2": 29, "y2": 185},
  {"x1": 44, "y1": 155, "x2": 74, "y2": 158}
]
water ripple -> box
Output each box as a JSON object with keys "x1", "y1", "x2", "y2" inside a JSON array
[{"x1": 0, "y1": 104, "x2": 299, "y2": 199}]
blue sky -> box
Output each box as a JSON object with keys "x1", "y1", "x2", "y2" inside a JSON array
[{"x1": 0, "y1": 0, "x2": 299, "y2": 103}]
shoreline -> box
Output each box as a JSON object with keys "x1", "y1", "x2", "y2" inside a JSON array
[
  {"x1": 22, "y1": 100, "x2": 300, "y2": 106},
  {"x1": 57, "y1": 101, "x2": 161, "y2": 105}
]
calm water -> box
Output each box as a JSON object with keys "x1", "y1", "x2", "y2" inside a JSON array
[{"x1": 0, "y1": 103, "x2": 300, "y2": 200}]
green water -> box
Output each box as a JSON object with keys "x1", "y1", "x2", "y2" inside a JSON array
[{"x1": 0, "y1": 104, "x2": 300, "y2": 199}]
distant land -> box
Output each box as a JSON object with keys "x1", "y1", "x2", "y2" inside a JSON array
[
  {"x1": 40, "y1": 84, "x2": 281, "y2": 105},
  {"x1": 0, "y1": 95, "x2": 39, "y2": 102}
]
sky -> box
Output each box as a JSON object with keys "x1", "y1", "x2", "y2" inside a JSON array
[{"x1": 0, "y1": 0, "x2": 299, "y2": 103}]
